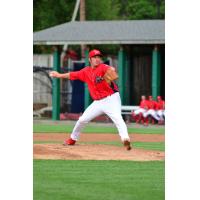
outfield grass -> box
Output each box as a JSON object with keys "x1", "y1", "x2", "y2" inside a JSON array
[
  {"x1": 33, "y1": 124, "x2": 165, "y2": 134},
  {"x1": 34, "y1": 160, "x2": 164, "y2": 200},
  {"x1": 80, "y1": 141, "x2": 165, "y2": 151}
]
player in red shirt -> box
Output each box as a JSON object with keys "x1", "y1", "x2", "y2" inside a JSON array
[
  {"x1": 156, "y1": 96, "x2": 165, "y2": 124},
  {"x1": 50, "y1": 49, "x2": 131, "y2": 150},
  {"x1": 143, "y1": 96, "x2": 161, "y2": 125},
  {"x1": 132, "y1": 95, "x2": 148, "y2": 124}
]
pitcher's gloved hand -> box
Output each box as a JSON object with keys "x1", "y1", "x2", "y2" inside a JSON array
[{"x1": 103, "y1": 67, "x2": 119, "y2": 84}]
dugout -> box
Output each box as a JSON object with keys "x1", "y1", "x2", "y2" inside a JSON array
[{"x1": 33, "y1": 20, "x2": 165, "y2": 120}]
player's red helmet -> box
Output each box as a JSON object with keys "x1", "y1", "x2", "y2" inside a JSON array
[
  {"x1": 89, "y1": 49, "x2": 102, "y2": 58},
  {"x1": 149, "y1": 95, "x2": 153, "y2": 100}
]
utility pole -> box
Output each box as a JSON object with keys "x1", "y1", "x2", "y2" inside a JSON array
[
  {"x1": 80, "y1": 0, "x2": 86, "y2": 58},
  {"x1": 156, "y1": 0, "x2": 161, "y2": 18}
]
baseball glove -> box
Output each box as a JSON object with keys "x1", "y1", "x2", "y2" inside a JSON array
[{"x1": 103, "y1": 67, "x2": 118, "y2": 84}]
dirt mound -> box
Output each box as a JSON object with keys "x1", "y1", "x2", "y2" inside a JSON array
[{"x1": 34, "y1": 144, "x2": 165, "y2": 161}]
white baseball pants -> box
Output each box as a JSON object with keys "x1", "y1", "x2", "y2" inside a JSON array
[
  {"x1": 134, "y1": 108, "x2": 147, "y2": 115},
  {"x1": 70, "y1": 92, "x2": 130, "y2": 142},
  {"x1": 157, "y1": 109, "x2": 165, "y2": 120},
  {"x1": 143, "y1": 109, "x2": 161, "y2": 121}
]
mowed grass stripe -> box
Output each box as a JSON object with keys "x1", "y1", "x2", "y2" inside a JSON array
[
  {"x1": 33, "y1": 124, "x2": 164, "y2": 134},
  {"x1": 34, "y1": 160, "x2": 164, "y2": 200}
]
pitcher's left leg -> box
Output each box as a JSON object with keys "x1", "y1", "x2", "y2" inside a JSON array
[{"x1": 102, "y1": 93, "x2": 131, "y2": 150}]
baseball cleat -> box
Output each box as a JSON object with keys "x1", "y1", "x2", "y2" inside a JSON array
[
  {"x1": 63, "y1": 138, "x2": 76, "y2": 146},
  {"x1": 123, "y1": 140, "x2": 132, "y2": 150}
]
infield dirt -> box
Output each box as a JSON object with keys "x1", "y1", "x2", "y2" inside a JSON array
[{"x1": 33, "y1": 133, "x2": 164, "y2": 161}]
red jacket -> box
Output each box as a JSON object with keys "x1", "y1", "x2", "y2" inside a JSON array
[
  {"x1": 147, "y1": 100, "x2": 158, "y2": 110},
  {"x1": 156, "y1": 100, "x2": 165, "y2": 110},
  {"x1": 139, "y1": 100, "x2": 149, "y2": 109}
]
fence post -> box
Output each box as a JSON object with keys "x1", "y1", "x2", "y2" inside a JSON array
[
  {"x1": 84, "y1": 49, "x2": 92, "y2": 109},
  {"x1": 118, "y1": 47, "x2": 125, "y2": 104},
  {"x1": 52, "y1": 47, "x2": 61, "y2": 120},
  {"x1": 152, "y1": 45, "x2": 161, "y2": 99}
]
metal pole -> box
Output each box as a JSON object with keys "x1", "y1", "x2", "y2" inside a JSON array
[
  {"x1": 61, "y1": 0, "x2": 81, "y2": 59},
  {"x1": 72, "y1": 0, "x2": 81, "y2": 21}
]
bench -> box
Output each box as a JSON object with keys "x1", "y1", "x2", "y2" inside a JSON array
[
  {"x1": 121, "y1": 105, "x2": 139, "y2": 122},
  {"x1": 121, "y1": 105, "x2": 139, "y2": 115}
]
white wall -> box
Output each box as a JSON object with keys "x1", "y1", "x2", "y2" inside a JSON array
[
  {"x1": 33, "y1": 54, "x2": 53, "y2": 107},
  {"x1": 33, "y1": 54, "x2": 53, "y2": 67}
]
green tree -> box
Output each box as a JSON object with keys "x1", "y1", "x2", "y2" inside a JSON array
[
  {"x1": 85, "y1": 0, "x2": 120, "y2": 20},
  {"x1": 34, "y1": 0, "x2": 165, "y2": 31},
  {"x1": 117, "y1": 0, "x2": 165, "y2": 19},
  {"x1": 33, "y1": 0, "x2": 165, "y2": 53},
  {"x1": 33, "y1": 0, "x2": 75, "y2": 31},
  {"x1": 33, "y1": 0, "x2": 76, "y2": 53}
]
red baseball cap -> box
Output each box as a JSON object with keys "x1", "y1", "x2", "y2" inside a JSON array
[
  {"x1": 157, "y1": 96, "x2": 162, "y2": 100},
  {"x1": 149, "y1": 96, "x2": 152, "y2": 99},
  {"x1": 89, "y1": 49, "x2": 102, "y2": 58}
]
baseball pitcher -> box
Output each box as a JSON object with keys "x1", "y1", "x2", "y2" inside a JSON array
[{"x1": 50, "y1": 49, "x2": 131, "y2": 150}]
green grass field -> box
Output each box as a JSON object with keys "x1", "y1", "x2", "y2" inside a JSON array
[
  {"x1": 33, "y1": 121, "x2": 165, "y2": 200},
  {"x1": 34, "y1": 160, "x2": 165, "y2": 200},
  {"x1": 33, "y1": 123, "x2": 165, "y2": 134}
]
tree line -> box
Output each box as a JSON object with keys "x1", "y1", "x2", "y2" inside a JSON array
[{"x1": 33, "y1": 0, "x2": 165, "y2": 54}]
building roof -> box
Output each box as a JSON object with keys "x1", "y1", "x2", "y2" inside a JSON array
[{"x1": 33, "y1": 20, "x2": 165, "y2": 45}]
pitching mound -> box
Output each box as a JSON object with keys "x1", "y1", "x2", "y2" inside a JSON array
[{"x1": 34, "y1": 144, "x2": 164, "y2": 161}]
